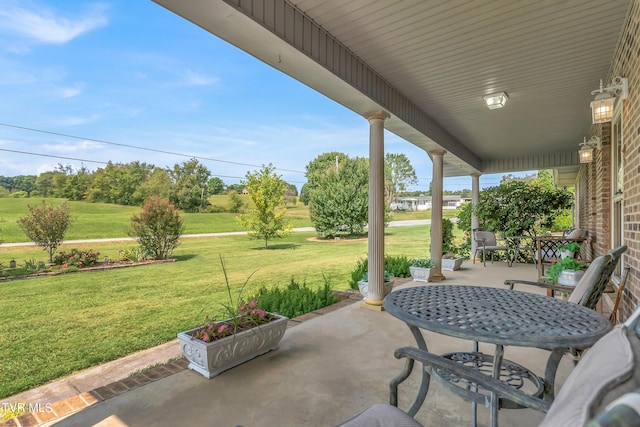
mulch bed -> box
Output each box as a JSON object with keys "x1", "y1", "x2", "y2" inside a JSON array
[{"x1": 0, "y1": 259, "x2": 176, "y2": 282}]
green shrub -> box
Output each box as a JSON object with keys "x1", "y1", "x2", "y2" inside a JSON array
[
  {"x1": 383, "y1": 255, "x2": 412, "y2": 278},
  {"x1": 54, "y1": 249, "x2": 100, "y2": 267},
  {"x1": 118, "y1": 247, "x2": 146, "y2": 262},
  {"x1": 10, "y1": 191, "x2": 28, "y2": 198},
  {"x1": 349, "y1": 258, "x2": 368, "y2": 290},
  {"x1": 348, "y1": 255, "x2": 412, "y2": 289},
  {"x1": 250, "y1": 276, "x2": 338, "y2": 319},
  {"x1": 129, "y1": 197, "x2": 184, "y2": 260}
]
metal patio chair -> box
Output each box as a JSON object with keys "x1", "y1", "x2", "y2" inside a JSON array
[
  {"x1": 506, "y1": 245, "x2": 627, "y2": 311},
  {"x1": 473, "y1": 230, "x2": 508, "y2": 267},
  {"x1": 338, "y1": 304, "x2": 640, "y2": 426}
]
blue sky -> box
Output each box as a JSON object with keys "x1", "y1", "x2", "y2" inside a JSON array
[{"x1": 0, "y1": 0, "x2": 515, "y2": 192}]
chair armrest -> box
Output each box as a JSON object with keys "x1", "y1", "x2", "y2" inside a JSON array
[
  {"x1": 394, "y1": 346, "x2": 551, "y2": 413},
  {"x1": 504, "y1": 279, "x2": 574, "y2": 293}
]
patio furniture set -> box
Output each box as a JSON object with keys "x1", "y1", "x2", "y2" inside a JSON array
[
  {"x1": 472, "y1": 228, "x2": 588, "y2": 275},
  {"x1": 340, "y1": 245, "x2": 633, "y2": 427}
]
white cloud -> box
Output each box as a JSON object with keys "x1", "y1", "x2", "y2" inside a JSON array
[
  {"x1": 183, "y1": 69, "x2": 219, "y2": 86},
  {"x1": 42, "y1": 139, "x2": 103, "y2": 155},
  {"x1": 0, "y1": 2, "x2": 108, "y2": 46},
  {"x1": 58, "y1": 114, "x2": 101, "y2": 126},
  {"x1": 59, "y1": 84, "x2": 84, "y2": 98}
]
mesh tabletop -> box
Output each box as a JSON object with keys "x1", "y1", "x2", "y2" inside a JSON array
[{"x1": 383, "y1": 285, "x2": 612, "y2": 349}]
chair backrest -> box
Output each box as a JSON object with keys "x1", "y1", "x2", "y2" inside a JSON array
[
  {"x1": 567, "y1": 255, "x2": 611, "y2": 306},
  {"x1": 567, "y1": 245, "x2": 627, "y2": 309},
  {"x1": 474, "y1": 230, "x2": 497, "y2": 246},
  {"x1": 540, "y1": 303, "x2": 640, "y2": 427},
  {"x1": 564, "y1": 228, "x2": 587, "y2": 239}
]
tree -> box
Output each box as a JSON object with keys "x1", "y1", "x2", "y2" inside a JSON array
[
  {"x1": 60, "y1": 166, "x2": 93, "y2": 201},
  {"x1": 299, "y1": 184, "x2": 310, "y2": 205},
  {"x1": 226, "y1": 183, "x2": 245, "y2": 194},
  {"x1": 306, "y1": 154, "x2": 369, "y2": 238},
  {"x1": 35, "y1": 172, "x2": 56, "y2": 197},
  {"x1": 227, "y1": 190, "x2": 245, "y2": 213},
  {"x1": 17, "y1": 201, "x2": 73, "y2": 262},
  {"x1": 237, "y1": 164, "x2": 292, "y2": 248},
  {"x1": 87, "y1": 161, "x2": 154, "y2": 205},
  {"x1": 129, "y1": 197, "x2": 184, "y2": 260},
  {"x1": 137, "y1": 168, "x2": 172, "y2": 202},
  {"x1": 385, "y1": 153, "x2": 418, "y2": 203},
  {"x1": 168, "y1": 158, "x2": 211, "y2": 212},
  {"x1": 474, "y1": 179, "x2": 573, "y2": 237},
  {"x1": 207, "y1": 177, "x2": 226, "y2": 195}
]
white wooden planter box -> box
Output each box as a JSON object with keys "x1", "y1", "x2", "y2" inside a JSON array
[{"x1": 178, "y1": 313, "x2": 288, "y2": 379}]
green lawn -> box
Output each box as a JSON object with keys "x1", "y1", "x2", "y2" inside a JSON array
[
  {"x1": 0, "y1": 225, "x2": 432, "y2": 398},
  {"x1": 0, "y1": 198, "x2": 313, "y2": 243},
  {"x1": 0, "y1": 197, "x2": 456, "y2": 243}
]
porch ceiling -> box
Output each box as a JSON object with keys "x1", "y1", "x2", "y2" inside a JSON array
[{"x1": 153, "y1": 0, "x2": 631, "y2": 185}]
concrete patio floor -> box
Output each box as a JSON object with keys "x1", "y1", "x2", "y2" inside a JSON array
[{"x1": 11, "y1": 261, "x2": 587, "y2": 427}]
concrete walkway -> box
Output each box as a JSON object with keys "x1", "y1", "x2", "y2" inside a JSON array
[
  {"x1": 3, "y1": 262, "x2": 581, "y2": 427},
  {"x1": 0, "y1": 220, "x2": 431, "y2": 248}
]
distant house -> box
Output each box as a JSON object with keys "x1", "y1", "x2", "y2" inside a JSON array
[
  {"x1": 241, "y1": 188, "x2": 249, "y2": 195},
  {"x1": 391, "y1": 195, "x2": 462, "y2": 211}
]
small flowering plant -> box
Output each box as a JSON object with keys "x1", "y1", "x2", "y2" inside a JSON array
[
  {"x1": 189, "y1": 255, "x2": 275, "y2": 343},
  {"x1": 190, "y1": 299, "x2": 274, "y2": 343},
  {"x1": 53, "y1": 248, "x2": 100, "y2": 267}
]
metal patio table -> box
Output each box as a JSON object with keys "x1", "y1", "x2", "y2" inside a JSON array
[{"x1": 383, "y1": 285, "x2": 612, "y2": 427}]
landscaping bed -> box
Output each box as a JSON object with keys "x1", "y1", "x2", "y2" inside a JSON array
[{"x1": 0, "y1": 258, "x2": 176, "y2": 282}]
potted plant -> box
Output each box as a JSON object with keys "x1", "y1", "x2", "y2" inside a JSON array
[
  {"x1": 441, "y1": 218, "x2": 465, "y2": 270},
  {"x1": 545, "y1": 257, "x2": 587, "y2": 286},
  {"x1": 358, "y1": 270, "x2": 393, "y2": 298},
  {"x1": 441, "y1": 252, "x2": 465, "y2": 271},
  {"x1": 409, "y1": 258, "x2": 434, "y2": 282},
  {"x1": 177, "y1": 257, "x2": 288, "y2": 379},
  {"x1": 558, "y1": 242, "x2": 581, "y2": 259}
]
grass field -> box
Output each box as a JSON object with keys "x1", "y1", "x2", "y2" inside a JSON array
[
  {"x1": 0, "y1": 197, "x2": 454, "y2": 244},
  {"x1": 0, "y1": 197, "x2": 462, "y2": 398},
  {"x1": 0, "y1": 225, "x2": 432, "y2": 398}
]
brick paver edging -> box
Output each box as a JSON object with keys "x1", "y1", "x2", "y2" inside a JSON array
[{"x1": 1, "y1": 291, "x2": 363, "y2": 427}]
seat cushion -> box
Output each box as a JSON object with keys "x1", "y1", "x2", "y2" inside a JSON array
[
  {"x1": 540, "y1": 326, "x2": 640, "y2": 427},
  {"x1": 337, "y1": 404, "x2": 424, "y2": 427},
  {"x1": 587, "y1": 389, "x2": 640, "y2": 426}
]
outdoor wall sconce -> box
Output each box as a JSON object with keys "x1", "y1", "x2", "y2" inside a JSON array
[
  {"x1": 578, "y1": 136, "x2": 602, "y2": 163},
  {"x1": 484, "y1": 92, "x2": 508, "y2": 109},
  {"x1": 590, "y1": 76, "x2": 628, "y2": 124}
]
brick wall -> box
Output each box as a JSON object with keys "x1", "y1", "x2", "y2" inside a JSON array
[{"x1": 578, "y1": 0, "x2": 640, "y2": 320}]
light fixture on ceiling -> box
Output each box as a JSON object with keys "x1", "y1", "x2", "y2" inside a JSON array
[
  {"x1": 578, "y1": 136, "x2": 601, "y2": 163},
  {"x1": 590, "y1": 76, "x2": 628, "y2": 124},
  {"x1": 484, "y1": 92, "x2": 508, "y2": 109}
]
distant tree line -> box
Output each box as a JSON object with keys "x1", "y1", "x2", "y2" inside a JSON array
[{"x1": 0, "y1": 159, "x2": 298, "y2": 213}]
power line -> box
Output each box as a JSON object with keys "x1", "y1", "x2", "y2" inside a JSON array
[
  {"x1": 0, "y1": 148, "x2": 108, "y2": 165},
  {"x1": 0, "y1": 147, "x2": 307, "y2": 184},
  {"x1": 0, "y1": 122, "x2": 306, "y2": 174}
]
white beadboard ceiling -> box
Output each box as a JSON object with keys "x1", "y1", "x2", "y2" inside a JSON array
[{"x1": 154, "y1": 0, "x2": 632, "y2": 185}]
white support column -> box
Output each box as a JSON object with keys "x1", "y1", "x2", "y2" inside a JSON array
[
  {"x1": 429, "y1": 149, "x2": 446, "y2": 281},
  {"x1": 471, "y1": 173, "x2": 480, "y2": 261},
  {"x1": 363, "y1": 111, "x2": 390, "y2": 310}
]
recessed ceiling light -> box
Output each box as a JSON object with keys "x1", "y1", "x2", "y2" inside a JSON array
[{"x1": 484, "y1": 92, "x2": 508, "y2": 109}]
